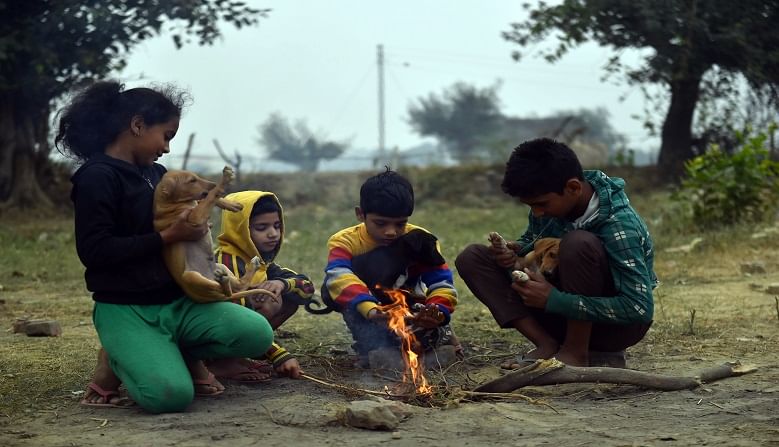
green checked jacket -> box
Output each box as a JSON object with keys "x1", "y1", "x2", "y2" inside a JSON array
[{"x1": 515, "y1": 170, "x2": 657, "y2": 325}]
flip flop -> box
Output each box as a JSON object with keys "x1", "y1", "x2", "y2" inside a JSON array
[
  {"x1": 194, "y1": 372, "x2": 225, "y2": 397},
  {"x1": 80, "y1": 382, "x2": 134, "y2": 408},
  {"x1": 500, "y1": 355, "x2": 539, "y2": 370}
]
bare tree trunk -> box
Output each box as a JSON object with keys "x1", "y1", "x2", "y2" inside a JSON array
[
  {"x1": 657, "y1": 78, "x2": 702, "y2": 182},
  {"x1": 0, "y1": 91, "x2": 54, "y2": 211}
]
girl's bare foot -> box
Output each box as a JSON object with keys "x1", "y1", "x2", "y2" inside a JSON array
[
  {"x1": 82, "y1": 348, "x2": 125, "y2": 405},
  {"x1": 206, "y1": 357, "x2": 272, "y2": 383}
]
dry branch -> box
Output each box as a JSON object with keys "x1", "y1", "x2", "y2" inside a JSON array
[{"x1": 474, "y1": 359, "x2": 757, "y2": 393}]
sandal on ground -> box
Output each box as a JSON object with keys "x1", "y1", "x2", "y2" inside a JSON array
[
  {"x1": 193, "y1": 372, "x2": 225, "y2": 397},
  {"x1": 245, "y1": 359, "x2": 273, "y2": 374},
  {"x1": 80, "y1": 382, "x2": 134, "y2": 408}
]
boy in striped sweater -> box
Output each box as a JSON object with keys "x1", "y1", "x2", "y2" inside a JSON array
[
  {"x1": 456, "y1": 138, "x2": 657, "y2": 368},
  {"x1": 323, "y1": 168, "x2": 459, "y2": 368}
]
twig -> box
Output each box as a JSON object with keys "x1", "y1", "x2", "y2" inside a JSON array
[
  {"x1": 259, "y1": 404, "x2": 279, "y2": 425},
  {"x1": 774, "y1": 296, "x2": 778, "y2": 322},
  {"x1": 459, "y1": 390, "x2": 559, "y2": 413},
  {"x1": 687, "y1": 308, "x2": 697, "y2": 335},
  {"x1": 300, "y1": 373, "x2": 391, "y2": 397}
]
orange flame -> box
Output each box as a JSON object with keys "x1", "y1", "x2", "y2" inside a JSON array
[{"x1": 376, "y1": 287, "x2": 432, "y2": 395}]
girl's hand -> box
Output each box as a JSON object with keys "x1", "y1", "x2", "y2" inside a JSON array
[
  {"x1": 275, "y1": 357, "x2": 302, "y2": 378},
  {"x1": 256, "y1": 280, "x2": 286, "y2": 298},
  {"x1": 160, "y1": 209, "x2": 208, "y2": 244}
]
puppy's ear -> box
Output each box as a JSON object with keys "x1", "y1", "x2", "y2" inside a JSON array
[
  {"x1": 534, "y1": 238, "x2": 559, "y2": 256},
  {"x1": 156, "y1": 175, "x2": 174, "y2": 199}
]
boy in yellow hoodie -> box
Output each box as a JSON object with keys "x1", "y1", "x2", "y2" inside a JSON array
[{"x1": 209, "y1": 191, "x2": 315, "y2": 381}]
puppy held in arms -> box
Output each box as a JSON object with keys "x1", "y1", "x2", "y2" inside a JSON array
[
  {"x1": 153, "y1": 166, "x2": 265, "y2": 303},
  {"x1": 489, "y1": 232, "x2": 560, "y2": 282}
]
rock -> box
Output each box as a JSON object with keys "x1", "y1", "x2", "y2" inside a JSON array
[
  {"x1": 664, "y1": 237, "x2": 703, "y2": 254},
  {"x1": 12, "y1": 318, "x2": 62, "y2": 337},
  {"x1": 342, "y1": 399, "x2": 413, "y2": 431},
  {"x1": 740, "y1": 262, "x2": 767, "y2": 275},
  {"x1": 765, "y1": 284, "x2": 779, "y2": 295},
  {"x1": 423, "y1": 345, "x2": 457, "y2": 370},
  {"x1": 368, "y1": 347, "x2": 404, "y2": 372}
]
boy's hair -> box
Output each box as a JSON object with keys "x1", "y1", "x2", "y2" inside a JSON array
[
  {"x1": 501, "y1": 138, "x2": 584, "y2": 198},
  {"x1": 359, "y1": 167, "x2": 414, "y2": 217},
  {"x1": 251, "y1": 195, "x2": 281, "y2": 218},
  {"x1": 55, "y1": 80, "x2": 190, "y2": 162}
]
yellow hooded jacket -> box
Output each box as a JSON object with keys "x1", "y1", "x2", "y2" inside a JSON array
[{"x1": 215, "y1": 190, "x2": 314, "y2": 366}]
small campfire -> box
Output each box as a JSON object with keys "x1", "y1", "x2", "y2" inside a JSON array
[{"x1": 376, "y1": 286, "x2": 433, "y2": 397}]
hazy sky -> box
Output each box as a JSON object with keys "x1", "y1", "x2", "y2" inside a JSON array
[{"x1": 120, "y1": 1, "x2": 658, "y2": 170}]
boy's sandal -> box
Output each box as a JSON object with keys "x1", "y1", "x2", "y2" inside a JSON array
[
  {"x1": 500, "y1": 355, "x2": 539, "y2": 370},
  {"x1": 194, "y1": 372, "x2": 225, "y2": 397},
  {"x1": 80, "y1": 382, "x2": 135, "y2": 408}
]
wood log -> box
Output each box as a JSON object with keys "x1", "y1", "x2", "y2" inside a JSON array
[{"x1": 474, "y1": 358, "x2": 757, "y2": 394}]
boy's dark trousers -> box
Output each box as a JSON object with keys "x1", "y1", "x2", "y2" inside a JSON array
[{"x1": 455, "y1": 230, "x2": 650, "y2": 352}]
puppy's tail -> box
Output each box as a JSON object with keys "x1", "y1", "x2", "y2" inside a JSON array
[
  {"x1": 304, "y1": 294, "x2": 336, "y2": 315},
  {"x1": 228, "y1": 288, "x2": 276, "y2": 300}
]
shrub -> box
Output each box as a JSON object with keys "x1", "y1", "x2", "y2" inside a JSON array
[{"x1": 672, "y1": 125, "x2": 779, "y2": 229}]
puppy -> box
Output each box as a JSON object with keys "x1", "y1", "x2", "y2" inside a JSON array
[
  {"x1": 522, "y1": 237, "x2": 561, "y2": 279},
  {"x1": 313, "y1": 229, "x2": 445, "y2": 314},
  {"x1": 153, "y1": 166, "x2": 261, "y2": 303}
]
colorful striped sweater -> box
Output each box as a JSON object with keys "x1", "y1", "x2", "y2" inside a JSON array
[{"x1": 324, "y1": 223, "x2": 457, "y2": 322}]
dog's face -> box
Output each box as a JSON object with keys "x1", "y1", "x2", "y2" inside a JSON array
[
  {"x1": 395, "y1": 229, "x2": 445, "y2": 266},
  {"x1": 156, "y1": 170, "x2": 216, "y2": 203},
  {"x1": 526, "y1": 238, "x2": 561, "y2": 278}
]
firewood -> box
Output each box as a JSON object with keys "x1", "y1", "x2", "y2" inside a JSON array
[{"x1": 474, "y1": 358, "x2": 757, "y2": 393}]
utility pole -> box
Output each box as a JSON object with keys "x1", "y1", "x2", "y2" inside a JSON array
[{"x1": 376, "y1": 44, "x2": 385, "y2": 167}]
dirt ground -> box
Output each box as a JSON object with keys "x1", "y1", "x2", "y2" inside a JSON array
[{"x1": 2, "y1": 267, "x2": 778, "y2": 447}]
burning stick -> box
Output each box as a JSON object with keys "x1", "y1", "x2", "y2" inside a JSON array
[{"x1": 376, "y1": 288, "x2": 432, "y2": 396}]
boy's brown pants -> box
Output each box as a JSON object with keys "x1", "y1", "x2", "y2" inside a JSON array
[{"x1": 455, "y1": 230, "x2": 650, "y2": 352}]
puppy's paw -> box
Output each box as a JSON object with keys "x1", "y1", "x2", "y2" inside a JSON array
[
  {"x1": 214, "y1": 264, "x2": 231, "y2": 285},
  {"x1": 249, "y1": 256, "x2": 262, "y2": 269},
  {"x1": 223, "y1": 200, "x2": 243, "y2": 212},
  {"x1": 221, "y1": 166, "x2": 236, "y2": 184}
]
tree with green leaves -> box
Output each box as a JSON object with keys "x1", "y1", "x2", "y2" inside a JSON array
[
  {"x1": 258, "y1": 113, "x2": 347, "y2": 172},
  {"x1": 0, "y1": 1, "x2": 267, "y2": 209},
  {"x1": 407, "y1": 82, "x2": 504, "y2": 163},
  {"x1": 504, "y1": 0, "x2": 779, "y2": 179}
]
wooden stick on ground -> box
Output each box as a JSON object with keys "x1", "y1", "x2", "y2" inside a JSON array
[
  {"x1": 300, "y1": 373, "x2": 392, "y2": 397},
  {"x1": 474, "y1": 359, "x2": 757, "y2": 394}
]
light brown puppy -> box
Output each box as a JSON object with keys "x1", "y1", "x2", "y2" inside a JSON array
[
  {"x1": 522, "y1": 237, "x2": 561, "y2": 278},
  {"x1": 153, "y1": 166, "x2": 261, "y2": 303}
]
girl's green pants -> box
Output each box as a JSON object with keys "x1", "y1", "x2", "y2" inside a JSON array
[{"x1": 93, "y1": 297, "x2": 273, "y2": 413}]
